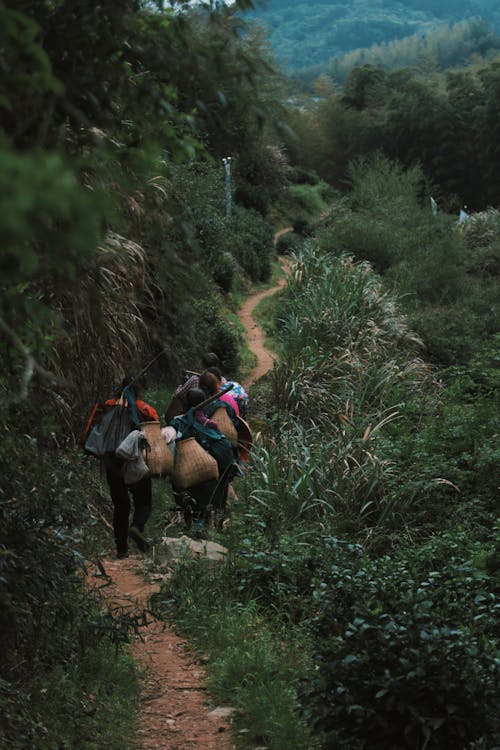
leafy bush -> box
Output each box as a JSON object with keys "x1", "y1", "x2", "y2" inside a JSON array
[
  {"x1": 381, "y1": 334, "x2": 500, "y2": 525},
  {"x1": 288, "y1": 183, "x2": 327, "y2": 217},
  {"x1": 460, "y1": 208, "x2": 500, "y2": 251},
  {"x1": 234, "y1": 143, "x2": 288, "y2": 216},
  {"x1": 303, "y1": 533, "x2": 499, "y2": 750},
  {"x1": 287, "y1": 166, "x2": 322, "y2": 185},
  {"x1": 0, "y1": 432, "x2": 140, "y2": 749},
  {"x1": 231, "y1": 206, "x2": 274, "y2": 281},
  {"x1": 276, "y1": 231, "x2": 302, "y2": 255}
]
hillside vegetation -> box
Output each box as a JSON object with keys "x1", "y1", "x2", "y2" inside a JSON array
[
  {"x1": 0, "y1": 1, "x2": 285, "y2": 746},
  {"x1": 1, "y1": 1, "x2": 499, "y2": 749},
  {"x1": 248, "y1": 0, "x2": 500, "y2": 73},
  {"x1": 282, "y1": 55, "x2": 500, "y2": 210}
]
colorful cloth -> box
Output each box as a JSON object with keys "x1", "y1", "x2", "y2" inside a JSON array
[
  {"x1": 174, "y1": 374, "x2": 199, "y2": 405},
  {"x1": 220, "y1": 392, "x2": 239, "y2": 416},
  {"x1": 221, "y1": 378, "x2": 248, "y2": 415},
  {"x1": 175, "y1": 372, "x2": 249, "y2": 415},
  {"x1": 105, "y1": 398, "x2": 159, "y2": 423}
]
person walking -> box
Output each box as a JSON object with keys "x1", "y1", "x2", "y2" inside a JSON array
[
  {"x1": 169, "y1": 387, "x2": 238, "y2": 531},
  {"x1": 103, "y1": 374, "x2": 159, "y2": 558}
]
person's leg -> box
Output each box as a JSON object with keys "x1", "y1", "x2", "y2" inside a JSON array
[
  {"x1": 127, "y1": 476, "x2": 153, "y2": 551},
  {"x1": 129, "y1": 475, "x2": 152, "y2": 533},
  {"x1": 213, "y1": 479, "x2": 229, "y2": 531},
  {"x1": 106, "y1": 467, "x2": 130, "y2": 557},
  {"x1": 188, "y1": 481, "x2": 216, "y2": 529}
]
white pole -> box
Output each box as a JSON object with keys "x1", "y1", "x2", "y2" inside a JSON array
[{"x1": 222, "y1": 156, "x2": 232, "y2": 218}]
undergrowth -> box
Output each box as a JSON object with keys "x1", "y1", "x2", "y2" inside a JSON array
[{"x1": 0, "y1": 426, "x2": 142, "y2": 750}]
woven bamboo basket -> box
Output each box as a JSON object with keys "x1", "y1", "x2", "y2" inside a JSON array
[
  {"x1": 172, "y1": 437, "x2": 219, "y2": 490},
  {"x1": 140, "y1": 422, "x2": 174, "y2": 477},
  {"x1": 211, "y1": 407, "x2": 238, "y2": 446}
]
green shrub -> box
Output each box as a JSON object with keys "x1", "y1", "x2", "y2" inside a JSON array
[
  {"x1": 231, "y1": 206, "x2": 274, "y2": 282},
  {"x1": 303, "y1": 533, "x2": 499, "y2": 750},
  {"x1": 288, "y1": 183, "x2": 327, "y2": 217},
  {"x1": 0, "y1": 434, "x2": 140, "y2": 749},
  {"x1": 276, "y1": 231, "x2": 301, "y2": 255},
  {"x1": 287, "y1": 166, "x2": 322, "y2": 186}
]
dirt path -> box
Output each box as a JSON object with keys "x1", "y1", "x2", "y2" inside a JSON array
[
  {"x1": 241, "y1": 227, "x2": 293, "y2": 387},
  {"x1": 87, "y1": 554, "x2": 235, "y2": 750},
  {"x1": 91, "y1": 227, "x2": 293, "y2": 749}
]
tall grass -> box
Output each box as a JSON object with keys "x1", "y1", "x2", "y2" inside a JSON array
[
  {"x1": 149, "y1": 221, "x2": 497, "y2": 750},
  {"x1": 157, "y1": 558, "x2": 313, "y2": 750}
]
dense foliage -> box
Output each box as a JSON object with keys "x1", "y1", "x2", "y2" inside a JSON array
[
  {"x1": 161, "y1": 246, "x2": 498, "y2": 750},
  {"x1": 1, "y1": 2, "x2": 499, "y2": 749},
  {"x1": 161, "y1": 158, "x2": 499, "y2": 749},
  {"x1": 0, "y1": 0, "x2": 286, "y2": 745},
  {"x1": 248, "y1": 0, "x2": 500, "y2": 71},
  {"x1": 283, "y1": 56, "x2": 500, "y2": 210}
]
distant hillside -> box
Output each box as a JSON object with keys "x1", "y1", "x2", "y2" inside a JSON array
[{"x1": 247, "y1": 0, "x2": 500, "y2": 72}]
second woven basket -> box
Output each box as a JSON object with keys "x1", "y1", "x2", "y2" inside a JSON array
[
  {"x1": 140, "y1": 421, "x2": 174, "y2": 477},
  {"x1": 211, "y1": 407, "x2": 238, "y2": 446},
  {"x1": 172, "y1": 437, "x2": 219, "y2": 490}
]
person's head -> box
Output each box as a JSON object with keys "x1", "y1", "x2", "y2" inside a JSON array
[
  {"x1": 206, "y1": 366, "x2": 222, "y2": 383},
  {"x1": 198, "y1": 370, "x2": 219, "y2": 397},
  {"x1": 201, "y1": 352, "x2": 220, "y2": 368},
  {"x1": 186, "y1": 387, "x2": 206, "y2": 408}
]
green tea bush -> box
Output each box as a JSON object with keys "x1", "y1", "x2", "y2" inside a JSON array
[
  {"x1": 276, "y1": 231, "x2": 302, "y2": 255},
  {"x1": 303, "y1": 532, "x2": 499, "y2": 750},
  {"x1": 231, "y1": 206, "x2": 274, "y2": 282},
  {"x1": 288, "y1": 184, "x2": 328, "y2": 217}
]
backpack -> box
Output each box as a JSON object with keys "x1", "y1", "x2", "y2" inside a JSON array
[{"x1": 84, "y1": 388, "x2": 140, "y2": 457}]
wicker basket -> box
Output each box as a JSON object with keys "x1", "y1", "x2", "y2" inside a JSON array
[
  {"x1": 140, "y1": 422, "x2": 174, "y2": 477},
  {"x1": 172, "y1": 437, "x2": 219, "y2": 490},
  {"x1": 211, "y1": 407, "x2": 238, "y2": 446}
]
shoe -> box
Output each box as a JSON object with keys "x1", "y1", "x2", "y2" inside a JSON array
[
  {"x1": 117, "y1": 550, "x2": 129, "y2": 559},
  {"x1": 128, "y1": 525, "x2": 150, "y2": 552}
]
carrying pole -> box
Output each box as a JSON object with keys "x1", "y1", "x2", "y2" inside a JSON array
[
  {"x1": 128, "y1": 349, "x2": 166, "y2": 386},
  {"x1": 179, "y1": 384, "x2": 234, "y2": 418}
]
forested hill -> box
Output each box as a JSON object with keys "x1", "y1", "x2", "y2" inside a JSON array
[{"x1": 247, "y1": 0, "x2": 500, "y2": 73}]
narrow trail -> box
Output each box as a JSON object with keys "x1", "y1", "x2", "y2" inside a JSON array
[
  {"x1": 87, "y1": 556, "x2": 234, "y2": 750},
  {"x1": 87, "y1": 226, "x2": 293, "y2": 750},
  {"x1": 241, "y1": 226, "x2": 293, "y2": 388}
]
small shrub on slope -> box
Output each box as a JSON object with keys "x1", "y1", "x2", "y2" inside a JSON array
[{"x1": 302, "y1": 532, "x2": 499, "y2": 750}]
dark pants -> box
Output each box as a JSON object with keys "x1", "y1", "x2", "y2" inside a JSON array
[
  {"x1": 106, "y1": 466, "x2": 152, "y2": 555},
  {"x1": 185, "y1": 474, "x2": 230, "y2": 529}
]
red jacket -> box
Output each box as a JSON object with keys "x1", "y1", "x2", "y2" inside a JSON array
[{"x1": 105, "y1": 398, "x2": 159, "y2": 423}]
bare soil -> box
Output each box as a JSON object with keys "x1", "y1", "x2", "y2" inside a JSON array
[
  {"x1": 241, "y1": 228, "x2": 293, "y2": 387},
  {"x1": 91, "y1": 229, "x2": 293, "y2": 749},
  {"x1": 87, "y1": 555, "x2": 235, "y2": 750}
]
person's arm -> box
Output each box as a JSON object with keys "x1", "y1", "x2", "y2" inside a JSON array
[
  {"x1": 136, "y1": 400, "x2": 159, "y2": 422},
  {"x1": 175, "y1": 374, "x2": 198, "y2": 400}
]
